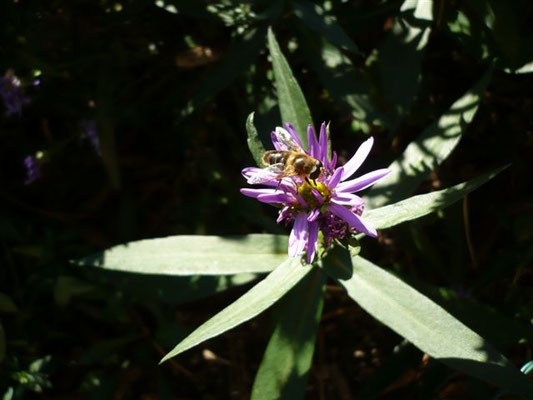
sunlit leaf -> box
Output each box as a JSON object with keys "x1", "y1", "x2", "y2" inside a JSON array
[
  {"x1": 246, "y1": 112, "x2": 266, "y2": 166},
  {"x1": 268, "y1": 27, "x2": 313, "y2": 146},
  {"x1": 324, "y1": 255, "x2": 533, "y2": 398},
  {"x1": 292, "y1": 0, "x2": 360, "y2": 54},
  {"x1": 74, "y1": 234, "x2": 288, "y2": 275},
  {"x1": 367, "y1": 68, "x2": 493, "y2": 208},
  {"x1": 251, "y1": 267, "x2": 326, "y2": 400},
  {"x1": 161, "y1": 258, "x2": 313, "y2": 362},
  {"x1": 365, "y1": 166, "x2": 506, "y2": 230}
]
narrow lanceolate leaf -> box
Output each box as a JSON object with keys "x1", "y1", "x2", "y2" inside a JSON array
[
  {"x1": 268, "y1": 27, "x2": 312, "y2": 147},
  {"x1": 160, "y1": 258, "x2": 313, "y2": 362},
  {"x1": 246, "y1": 112, "x2": 266, "y2": 167},
  {"x1": 364, "y1": 166, "x2": 507, "y2": 230},
  {"x1": 325, "y1": 256, "x2": 533, "y2": 398},
  {"x1": 367, "y1": 68, "x2": 493, "y2": 208},
  {"x1": 251, "y1": 267, "x2": 326, "y2": 400},
  {"x1": 292, "y1": 0, "x2": 360, "y2": 54},
  {"x1": 74, "y1": 234, "x2": 288, "y2": 276}
]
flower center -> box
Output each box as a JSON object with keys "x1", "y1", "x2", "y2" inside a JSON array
[{"x1": 297, "y1": 180, "x2": 331, "y2": 209}]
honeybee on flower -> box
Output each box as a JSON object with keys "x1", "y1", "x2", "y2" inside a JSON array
[{"x1": 241, "y1": 122, "x2": 390, "y2": 264}]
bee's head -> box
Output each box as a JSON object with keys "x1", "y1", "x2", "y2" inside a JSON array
[{"x1": 309, "y1": 160, "x2": 323, "y2": 180}]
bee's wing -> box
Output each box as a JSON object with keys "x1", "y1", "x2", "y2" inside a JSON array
[
  {"x1": 246, "y1": 163, "x2": 285, "y2": 184},
  {"x1": 272, "y1": 127, "x2": 302, "y2": 152}
]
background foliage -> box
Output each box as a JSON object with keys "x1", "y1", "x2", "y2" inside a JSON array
[{"x1": 1, "y1": 0, "x2": 532, "y2": 399}]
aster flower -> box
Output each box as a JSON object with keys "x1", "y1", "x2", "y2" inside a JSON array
[
  {"x1": 23, "y1": 155, "x2": 41, "y2": 185},
  {"x1": 240, "y1": 122, "x2": 390, "y2": 264},
  {"x1": 0, "y1": 73, "x2": 30, "y2": 115}
]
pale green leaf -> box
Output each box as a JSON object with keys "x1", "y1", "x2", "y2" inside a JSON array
[
  {"x1": 292, "y1": 0, "x2": 360, "y2": 54},
  {"x1": 268, "y1": 27, "x2": 312, "y2": 146},
  {"x1": 367, "y1": 68, "x2": 493, "y2": 208},
  {"x1": 246, "y1": 112, "x2": 266, "y2": 166},
  {"x1": 251, "y1": 267, "x2": 326, "y2": 400},
  {"x1": 161, "y1": 258, "x2": 313, "y2": 362},
  {"x1": 365, "y1": 166, "x2": 506, "y2": 230},
  {"x1": 74, "y1": 234, "x2": 288, "y2": 276},
  {"x1": 325, "y1": 255, "x2": 533, "y2": 398}
]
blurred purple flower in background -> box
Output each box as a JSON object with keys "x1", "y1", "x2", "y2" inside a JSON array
[
  {"x1": 23, "y1": 155, "x2": 41, "y2": 185},
  {"x1": 80, "y1": 120, "x2": 101, "y2": 155},
  {"x1": 0, "y1": 73, "x2": 30, "y2": 115},
  {"x1": 241, "y1": 123, "x2": 390, "y2": 263}
]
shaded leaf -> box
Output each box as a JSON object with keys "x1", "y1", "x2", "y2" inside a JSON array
[
  {"x1": 161, "y1": 258, "x2": 313, "y2": 362},
  {"x1": 268, "y1": 27, "x2": 313, "y2": 146},
  {"x1": 74, "y1": 234, "x2": 288, "y2": 276},
  {"x1": 378, "y1": 4, "x2": 431, "y2": 127},
  {"x1": 251, "y1": 267, "x2": 326, "y2": 400},
  {"x1": 0, "y1": 322, "x2": 5, "y2": 363},
  {"x1": 324, "y1": 255, "x2": 533, "y2": 398},
  {"x1": 246, "y1": 112, "x2": 266, "y2": 166},
  {"x1": 367, "y1": 68, "x2": 493, "y2": 208},
  {"x1": 292, "y1": 0, "x2": 360, "y2": 54},
  {"x1": 364, "y1": 166, "x2": 506, "y2": 230},
  {"x1": 181, "y1": 27, "x2": 266, "y2": 118}
]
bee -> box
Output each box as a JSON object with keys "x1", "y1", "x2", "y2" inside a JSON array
[
  {"x1": 262, "y1": 150, "x2": 322, "y2": 181},
  {"x1": 255, "y1": 127, "x2": 323, "y2": 184}
]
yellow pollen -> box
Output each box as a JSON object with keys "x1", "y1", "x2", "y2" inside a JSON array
[{"x1": 297, "y1": 180, "x2": 331, "y2": 209}]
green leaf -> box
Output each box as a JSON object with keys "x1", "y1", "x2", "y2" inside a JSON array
[
  {"x1": 292, "y1": 0, "x2": 360, "y2": 54},
  {"x1": 246, "y1": 112, "x2": 266, "y2": 166},
  {"x1": 268, "y1": 27, "x2": 313, "y2": 146},
  {"x1": 378, "y1": 5, "x2": 431, "y2": 126},
  {"x1": 181, "y1": 27, "x2": 266, "y2": 118},
  {"x1": 251, "y1": 267, "x2": 326, "y2": 400},
  {"x1": 367, "y1": 68, "x2": 493, "y2": 208},
  {"x1": 302, "y1": 36, "x2": 382, "y2": 125},
  {"x1": 161, "y1": 258, "x2": 313, "y2": 362},
  {"x1": 0, "y1": 293, "x2": 17, "y2": 313},
  {"x1": 364, "y1": 166, "x2": 506, "y2": 230},
  {"x1": 74, "y1": 234, "x2": 288, "y2": 276},
  {"x1": 325, "y1": 255, "x2": 533, "y2": 398}
]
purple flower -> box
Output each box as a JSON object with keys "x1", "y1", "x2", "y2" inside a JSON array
[
  {"x1": 240, "y1": 122, "x2": 390, "y2": 264},
  {"x1": 80, "y1": 120, "x2": 101, "y2": 155},
  {"x1": 23, "y1": 155, "x2": 41, "y2": 185},
  {"x1": 0, "y1": 74, "x2": 30, "y2": 115}
]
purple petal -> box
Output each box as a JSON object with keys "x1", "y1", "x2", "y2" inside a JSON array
[
  {"x1": 240, "y1": 188, "x2": 277, "y2": 198},
  {"x1": 289, "y1": 212, "x2": 309, "y2": 257},
  {"x1": 306, "y1": 221, "x2": 319, "y2": 264},
  {"x1": 332, "y1": 193, "x2": 364, "y2": 207},
  {"x1": 336, "y1": 168, "x2": 391, "y2": 193},
  {"x1": 284, "y1": 123, "x2": 303, "y2": 149},
  {"x1": 318, "y1": 122, "x2": 328, "y2": 163},
  {"x1": 257, "y1": 192, "x2": 292, "y2": 204},
  {"x1": 307, "y1": 124, "x2": 319, "y2": 158},
  {"x1": 310, "y1": 188, "x2": 324, "y2": 205},
  {"x1": 329, "y1": 202, "x2": 377, "y2": 237},
  {"x1": 341, "y1": 137, "x2": 374, "y2": 181},
  {"x1": 277, "y1": 206, "x2": 291, "y2": 223},
  {"x1": 307, "y1": 208, "x2": 320, "y2": 222},
  {"x1": 271, "y1": 131, "x2": 285, "y2": 151},
  {"x1": 294, "y1": 193, "x2": 308, "y2": 208},
  {"x1": 328, "y1": 151, "x2": 338, "y2": 171},
  {"x1": 327, "y1": 167, "x2": 344, "y2": 189},
  {"x1": 241, "y1": 167, "x2": 279, "y2": 185}
]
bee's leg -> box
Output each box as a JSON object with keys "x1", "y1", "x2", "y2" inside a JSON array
[
  {"x1": 305, "y1": 177, "x2": 312, "y2": 185},
  {"x1": 276, "y1": 179, "x2": 283, "y2": 191}
]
